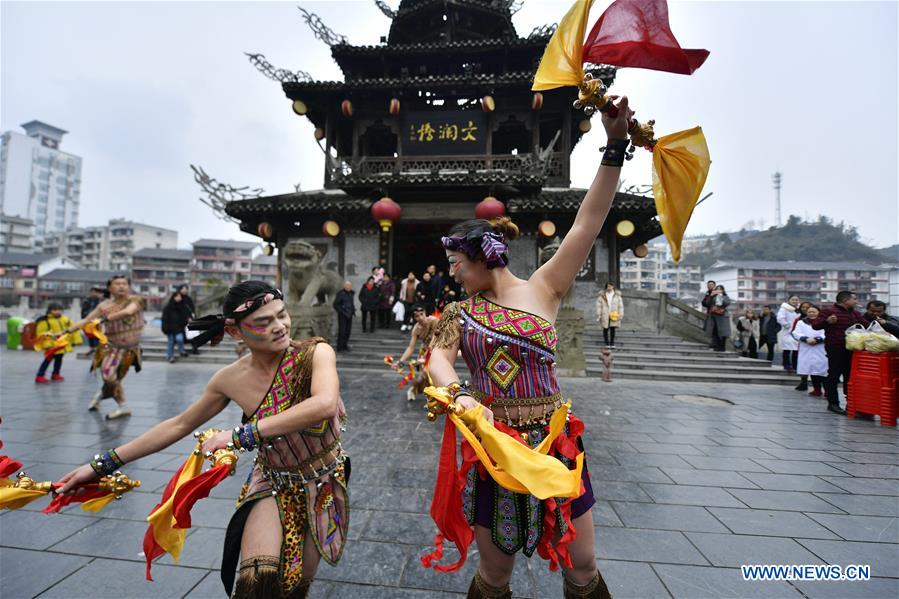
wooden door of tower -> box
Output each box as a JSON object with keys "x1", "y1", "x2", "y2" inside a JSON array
[{"x1": 391, "y1": 223, "x2": 451, "y2": 280}]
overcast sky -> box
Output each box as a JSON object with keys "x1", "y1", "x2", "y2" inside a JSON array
[{"x1": 2, "y1": 0, "x2": 896, "y2": 249}]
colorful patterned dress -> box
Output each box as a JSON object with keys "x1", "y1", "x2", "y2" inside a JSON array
[
  {"x1": 432, "y1": 294, "x2": 594, "y2": 568},
  {"x1": 222, "y1": 338, "x2": 349, "y2": 596}
]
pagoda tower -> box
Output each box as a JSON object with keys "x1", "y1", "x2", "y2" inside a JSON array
[{"x1": 227, "y1": 0, "x2": 660, "y2": 309}]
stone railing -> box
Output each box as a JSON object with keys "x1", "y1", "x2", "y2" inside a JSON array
[{"x1": 620, "y1": 289, "x2": 708, "y2": 344}]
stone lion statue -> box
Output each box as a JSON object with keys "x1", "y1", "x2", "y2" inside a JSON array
[{"x1": 282, "y1": 240, "x2": 342, "y2": 307}]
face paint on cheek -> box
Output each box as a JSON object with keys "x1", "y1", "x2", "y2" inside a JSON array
[{"x1": 240, "y1": 323, "x2": 269, "y2": 341}]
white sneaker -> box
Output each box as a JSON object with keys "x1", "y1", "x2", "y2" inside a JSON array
[
  {"x1": 106, "y1": 406, "x2": 132, "y2": 420},
  {"x1": 88, "y1": 392, "x2": 103, "y2": 411},
  {"x1": 406, "y1": 388, "x2": 416, "y2": 402}
]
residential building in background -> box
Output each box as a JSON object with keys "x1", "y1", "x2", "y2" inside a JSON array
[
  {"x1": 131, "y1": 248, "x2": 193, "y2": 309},
  {"x1": 43, "y1": 218, "x2": 177, "y2": 271},
  {"x1": 0, "y1": 121, "x2": 82, "y2": 248},
  {"x1": 620, "y1": 242, "x2": 703, "y2": 303},
  {"x1": 191, "y1": 239, "x2": 257, "y2": 299},
  {"x1": 0, "y1": 252, "x2": 81, "y2": 308},
  {"x1": 37, "y1": 268, "x2": 117, "y2": 307},
  {"x1": 250, "y1": 254, "x2": 277, "y2": 285},
  {"x1": 705, "y1": 261, "x2": 896, "y2": 311},
  {"x1": 0, "y1": 214, "x2": 35, "y2": 253}
]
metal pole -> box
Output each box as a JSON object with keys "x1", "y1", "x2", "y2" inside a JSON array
[{"x1": 773, "y1": 172, "x2": 782, "y2": 227}]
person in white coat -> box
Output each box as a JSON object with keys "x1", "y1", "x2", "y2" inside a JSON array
[
  {"x1": 596, "y1": 281, "x2": 624, "y2": 348},
  {"x1": 777, "y1": 295, "x2": 801, "y2": 372},
  {"x1": 792, "y1": 304, "x2": 827, "y2": 398}
]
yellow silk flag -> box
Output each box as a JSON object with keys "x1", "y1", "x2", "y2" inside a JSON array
[
  {"x1": 0, "y1": 477, "x2": 51, "y2": 510},
  {"x1": 532, "y1": 0, "x2": 595, "y2": 90},
  {"x1": 427, "y1": 386, "x2": 583, "y2": 499},
  {"x1": 652, "y1": 126, "x2": 711, "y2": 262},
  {"x1": 144, "y1": 450, "x2": 204, "y2": 572}
]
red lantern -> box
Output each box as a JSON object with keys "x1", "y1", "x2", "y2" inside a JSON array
[
  {"x1": 481, "y1": 95, "x2": 495, "y2": 112},
  {"x1": 257, "y1": 222, "x2": 273, "y2": 239},
  {"x1": 389, "y1": 98, "x2": 401, "y2": 115},
  {"x1": 341, "y1": 99, "x2": 353, "y2": 117},
  {"x1": 475, "y1": 196, "x2": 505, "y2": 220},
  {"x1": 532, "y1": 92, "x2": 544, "y2": 111},
  {"x1": 371, "y1": 197, "x2": 401, "y2": 231}
]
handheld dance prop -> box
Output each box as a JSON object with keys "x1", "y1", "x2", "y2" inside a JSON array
[
  {"x1": 421, "y1": 385, "x2": 585, "y2": 572},
  {"x1": 0, "y1": 459, "x2": 139, "y2": 512},
  {"x1": 533, "y1": 0, "x2": 711, "y2": 261},
  {"x1": 144, "y1": 429, "x2": 239, "y2": 580}
]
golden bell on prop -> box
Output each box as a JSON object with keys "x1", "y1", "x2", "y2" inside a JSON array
[
  {"x1": 292, "y1": 100, "x2": 308, "y2": 116},
  {"x1": 322, "y1": 220, "x2": 341, "y2": 237},
  {"x1": 578, "y1": 119, "x2": 592, "y2": 133},
  {"x1": 615, "y1": 220, "x2": 635, "y2": 237},
  {"x1": 481, "y1": 95, "x2": 495, "y2": 112},
  {"x1": 340, "y1": 99, "x2": 353, "y2": 117},
  {"x1": 633, "y1": 244, "x2": 649, "y2": 258},
  {"x1": 389, "y1": 98, "x2": 401, "y2": 115},
  {"x1": 313, "y1": 127, "x2": 326, "y2": 141},
  {"x1": 538, "y1": 220, "x2": 556, "y2": 237},
  {"x1": 261, "y1": 243, "x2": 275, "y2": 256},
  {"x1": 532, "y1": 92, "x2": 544, "y2": 111},
  {"x1": 257, "y1": 221, "x2": 273, "y2": 240}
]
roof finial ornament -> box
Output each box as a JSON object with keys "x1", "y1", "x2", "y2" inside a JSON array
[
  {"x1": 373, "y1": 0, "x2": 396, "y2": 19},
  {"x1": 245, "y1": 53, "x2": 313, "y2": 83},
  {"x1": 297, "y1": 6, "x2": 348, "y2": 46},
  {"x1": 528, "y1": 23, "x2": 557, "y2": 39},
  {"x1": 503, "y1": 0, "x2": 525, "y2": 15},
  {"x1": 190, "y1": 165, "x2": 264, "y2": 224}
]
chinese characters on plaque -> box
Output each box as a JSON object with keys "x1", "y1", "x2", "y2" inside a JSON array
[{"x1": 403, "y1": 111, "x2": 487, "y2": 155}]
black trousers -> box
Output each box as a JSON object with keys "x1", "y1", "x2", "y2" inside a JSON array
[
  {"x1": 337, "y1": 314, "x2": 353, "y2": 350},
  {"x1": 741, "y1": 336, "x2": 758, "y2": 359},
  {"x1": 378, "y1": 308, "x2": 392, "y2": 328},
  {"x1": 759, "y1": 336, "x2": 775, "y2": 361},
  {"x1": 37, "y1": 354, "x2": 63, "y2": 377},
  {"x1": 824, "y1": 346, "x2": 852, "y2": 408},
  {"x1": 782, "y1": 350, "x2": 798, "y2": 371},
  {"x1": 361, "y1": 309, "x2": 376, "y2": 333},
  {"x1": 402, "y1": 301, "x2": 415, "y2": 326},
  {"x1": 602, "y1": 327, "x2": 616, "y2": 346}
]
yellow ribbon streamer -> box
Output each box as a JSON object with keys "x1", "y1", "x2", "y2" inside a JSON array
[
  {"x1": 532, "y1": 0, "x2": 595, "y2": 91},
  {"x1": 82, "y1": 320, "x2": 108, "y2": 345},
  {"x1": 82, "y1": 493, "x2": 118, "y2": 513},
  {"x1": 651, "y1": 127, "x2": 712, "y2": 262},
  {"x1": 0, "y1": 486, "x2": 50, "y2": 510},
  {"x1": 146, "y1": 451, "x2": 204, "y2": 561}
]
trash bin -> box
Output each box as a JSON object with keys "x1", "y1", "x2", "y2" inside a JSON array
[
  {"x1": 20, "y1": 321, "x2": 37, "y2": 351},
  {"x1": 6, "y1": 317, "x2": 25, "y2": 350}
]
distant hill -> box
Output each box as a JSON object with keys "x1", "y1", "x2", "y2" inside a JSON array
[{"x1": 682, "y1": 216, "x2": 893, "y2": 269}]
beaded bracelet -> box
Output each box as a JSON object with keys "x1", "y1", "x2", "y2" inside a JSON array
[
  {"x1": 600, "y1": 138, "x2": 630, "y2": 167},
  {"x1": 90, "y1": 448, "x2": 124, "y2": 477},
  {"x1": 231, "y1": 421, "x2": 261, "y2": 452}
]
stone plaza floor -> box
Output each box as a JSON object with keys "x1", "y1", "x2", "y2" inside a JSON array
[{"x1": 1, "y1": 348, "x2": 897, "y2": 598}]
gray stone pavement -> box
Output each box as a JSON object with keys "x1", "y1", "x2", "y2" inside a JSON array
[{"x1": 1, "y1": 348, "x2": 897, "y2": 598}]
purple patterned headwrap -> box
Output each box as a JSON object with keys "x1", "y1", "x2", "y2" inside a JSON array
[{"x1": 441, "y1": 228, "x2": 508, "y2": 269}]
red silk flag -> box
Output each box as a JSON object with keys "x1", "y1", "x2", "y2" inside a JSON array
[{"x1": 583, "y1": 0, "x2": 709, "y2": 75}]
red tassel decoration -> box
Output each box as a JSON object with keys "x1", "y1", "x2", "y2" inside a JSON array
[
  {"x1": 171, "y1": 464, "x2": 231, "y2": 529},
  {"x1": 0, "y1": 456, "x2": 23, "y2": 479}
]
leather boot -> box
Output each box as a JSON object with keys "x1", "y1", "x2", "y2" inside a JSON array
[
  {"x1": 564, "y1": 571, "x2": 613, "y2": 599},
  {"x1": 466, "y1": 571, "x2": 512, "y2": 599}
]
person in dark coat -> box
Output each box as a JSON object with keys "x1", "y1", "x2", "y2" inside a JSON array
[
  {"x1": 811, "y1": 290, "x2": 869, "y2": 415},
  {"x1": 359, "y1": 276, "x2": 381, "y2": 333},
  {"x1": 176, "y1": 284, "x2": 196, "y2": 317},
  {"x1": 864, "y1": 300, "x2": 899, "y2": 337},
  {"x1": 758, "y1": 305, "x2": 780, "y2": 362},
  {"x1": 703, "y1": 285, "x2": 732, "y2": 351},
  {"x1": 333, "y1": 281, "x2": 356, "y2": 351},
  {"x1": 161, "y1": 292, "x2": 192, "y2": 362},
  {"x1": 378, "y1": 274, "x2": 397, "y2": 329},
  {"x1": 416, "y1": 272, "x2": 436, "y2": 315}
]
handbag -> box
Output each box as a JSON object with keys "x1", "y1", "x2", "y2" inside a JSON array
[
  {"x1": 710, "y1": 306, "x2": 725, "y2": 316},
  {"x1": 733, "y1": 338, "x2": 744, "y2": 350},
  {"x1": 609, "y1": 310, "x2": 620, "y2": 322}
]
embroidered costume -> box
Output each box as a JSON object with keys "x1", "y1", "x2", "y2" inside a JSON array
[
  {"x1": 90, "y1": 295, "x2": 145, "y2": 400},
  {"x1": 430, "y1": 294, "x2": 594, "y2": 569},
  {"x1": 222, "y1": 338, "x2": 349, "y2": 598}
]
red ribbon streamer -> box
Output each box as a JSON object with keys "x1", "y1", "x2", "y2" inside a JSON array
[
  {"x1": 171, "y1": 464, "x2": 231, "y2": 529},
  {"x1": 143, "y1": 460, "x2": 188, "y2": 581}
]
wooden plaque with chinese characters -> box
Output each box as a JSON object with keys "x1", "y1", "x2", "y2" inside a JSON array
[{"x1": 403, "y1": 111, "x2": 487, "y2": 155}]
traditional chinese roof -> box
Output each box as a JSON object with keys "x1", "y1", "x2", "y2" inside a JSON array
[
  {"x1": 508, "y1": 189, "x2": 658, "y2": 214},
  {"x1": 225, "y1": 190, "x2": 370, "y2": 218},
  {"x1": 388, "y1": 0, "x2": 516, "y2": 45},
  {"x1": 285, "y1": 70, "x2": 534, "y2": 94}
]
